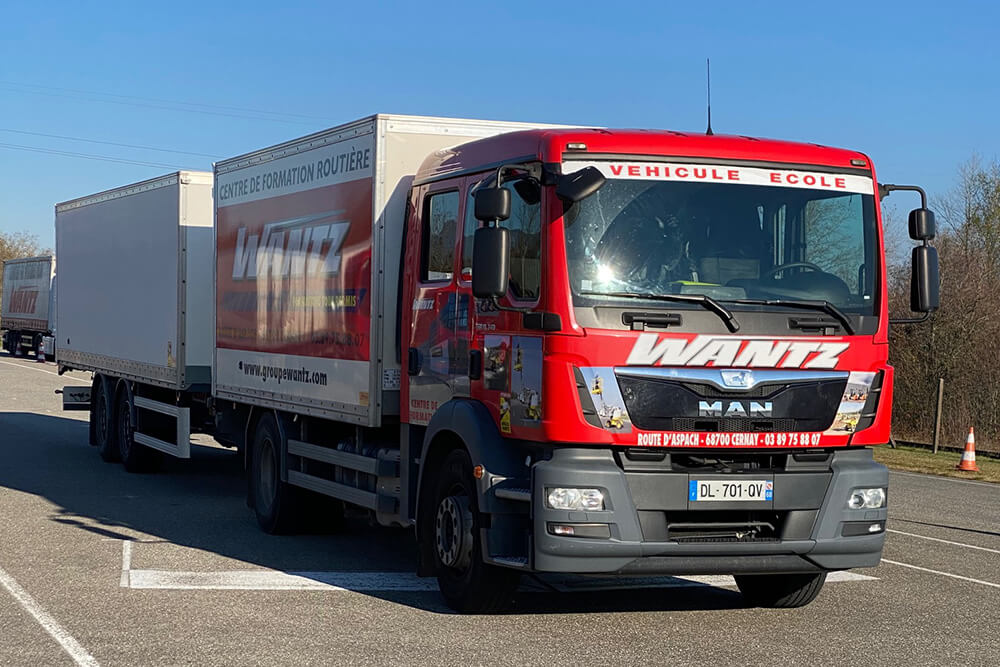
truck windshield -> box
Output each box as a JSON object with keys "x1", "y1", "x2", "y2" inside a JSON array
[{"x1": 562, "y1": 162, "x2": 878, "y2": 316}]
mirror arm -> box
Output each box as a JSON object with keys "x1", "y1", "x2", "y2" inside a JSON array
[
  {"x1": 878, "y1": 183, "x2": 928, "y2": 207},
  {"x1": 889, "y1": 312, "x2": 931, "y2": 326}
]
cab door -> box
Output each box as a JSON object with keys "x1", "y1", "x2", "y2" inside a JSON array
[{"x1": 402, "y1": 180, "x2": 466, "y2": 425}]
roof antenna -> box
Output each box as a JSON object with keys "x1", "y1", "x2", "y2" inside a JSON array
[{"x1": 705, "y1": 58, "x2": 714, "y2": 136}]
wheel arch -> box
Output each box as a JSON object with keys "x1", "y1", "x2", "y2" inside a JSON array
[{"x1": 414, "y1": 399, "x2": 525, "y2": 575}]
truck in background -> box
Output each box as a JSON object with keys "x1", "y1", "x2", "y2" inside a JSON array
[
  {"x1": 57, "y1": 113, "x2": 939, "y2": 612},
  {"x1": 2, "y1": 254, "x2": 55, "y2": 358}
]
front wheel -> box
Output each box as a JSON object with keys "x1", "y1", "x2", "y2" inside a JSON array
[
  {"x1": 425, "y1": 449, "x2": 520, "y2": 613},
  {"x1": 735, "y1": 572, "x2": 827, "y2": 608}
]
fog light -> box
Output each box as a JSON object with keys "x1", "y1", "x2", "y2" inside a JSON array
[
  {"x1": 547, "y1": 523, "x2": 611, "y2": 539},
  {"x1": 546, "y1": 488, "x2": 605, "y2": 511},
  {"x1": 847, "y1": 487, "x2": 886, "y2": 509},
  {"x1": 868, "y1": 522, "x2": 882, "y2": 533}
]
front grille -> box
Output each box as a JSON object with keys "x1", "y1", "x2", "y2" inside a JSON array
[
  {"x1": 680, "y1": 382, "x2": 777, "y2": 398},
  {"x1": 670, "y1": 417, "x2": 798, "y2": 433},
  {"x1": 617, "y1": 374, "x2": 846, "y2": 433}
]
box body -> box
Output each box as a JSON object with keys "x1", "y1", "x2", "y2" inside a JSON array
[
  {"x1": 214, "y1": 114, "x2": 555, "y2": 426},
  {"x1": 1, "y1": 255, "x2": 55, "y2": 334},
  {"x1": 55, "y1": 171, "x2": 214, "y2": 389}
]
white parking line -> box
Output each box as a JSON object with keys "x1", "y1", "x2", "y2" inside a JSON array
[
  {"x1": 119, "y1": 540, "x2": 874, "y2": 592},
  {"x1": 881, "y1": 558, "x2": 1000, "y2": 589},
  {"x1": 0, "y1": 563, "x2": 100, "y2": 666},
  {"x1": 889, "y1": 469, "x2": 998, "y2": 489},
  {"x1": 0, "y1": 359, "x2": 90, "y2": 384},
  {"x1": 123, "y1": 568, "x2": 874, "y2": 592},
  {"x1": 887, "y1": 529, "x2": 1000, "y2": 554}
]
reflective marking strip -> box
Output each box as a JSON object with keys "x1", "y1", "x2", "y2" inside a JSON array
[
  {"x1": 0, "y1": 563, "x2": 100, "y2": 666},
  {"x1": 881, "y1": 559, "x2": 1000, "y2": 589},
  {"x1": 887, "y1": 529, "x2": 1000, "y2": 555}
]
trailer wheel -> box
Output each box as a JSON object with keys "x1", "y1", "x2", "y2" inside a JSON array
[
  {"x1": 735, "y1": 572, "x2": 827, "y2": 608},
  {"x1": 92, "y1": 377, "x2": 117, "y2": 461},
  {"x1": 426, "y1": 449, "x2": 520, "y2": 613},
  {"x1": 250, "y1": 413, "x2": 297, "y2": 534},
  {"x1": 115, "y1": 386, "x2": 156, "y2": 473}
]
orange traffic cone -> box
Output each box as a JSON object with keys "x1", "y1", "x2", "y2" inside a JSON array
[{"x1": 956, "y1": 427, "x2": 980, "y2": 472}]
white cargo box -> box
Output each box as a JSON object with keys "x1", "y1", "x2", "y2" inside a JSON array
[
  {"x1": 1, "y1": 255, "x2": 55, "y2": 334},
  {"x1": 214, "y1": 114, "x2": 562, "y2": 426},
  {"x1": 55, "y1": 171, "x2": 214, "y2": 390}
]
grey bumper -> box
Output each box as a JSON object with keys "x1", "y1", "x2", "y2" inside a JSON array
[{"x1": 531, "y1": 447, "x2": 887, "y2": 575}]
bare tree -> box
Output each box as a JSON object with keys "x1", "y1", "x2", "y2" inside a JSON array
[{"x1": 889, "y1": 157, "x2": 1000, "y2": 452}]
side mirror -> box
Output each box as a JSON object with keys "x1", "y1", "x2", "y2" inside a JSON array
[
  {"x1": 908, "y1": 208, "x2": 936, "y2": 241},
  {"x1": 556, "y1": 166, "x2": 606, "y2": 203},
  {"x1": 474, "y1": 187, "x2": 510, "y2": 223},
  {"x1": 911, "y1": 245, "x2": 940, "y2": 313},
  {"x1": 472, "y1": 226, "x2": 510, "y2": 299}
]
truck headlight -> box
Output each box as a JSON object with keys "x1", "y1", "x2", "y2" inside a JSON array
[
  {"x1": 546, "y1": 487, "x2": 605, "y2": 511},
  {"x1": 848, "y1": 487, "x2": 886, "y2": 509}
]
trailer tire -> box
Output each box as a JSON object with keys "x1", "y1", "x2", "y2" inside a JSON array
[
  {"x1": 250, "y1": 413, "x2": 297, "y2": 534},
  {"x1": 735, "y1": 572, "x2": 827, "y2": 608},
  {"x1": 426, "y1": 449, "x2": 520, "y2": 613},
  {"x1": 92, "y1": 377, "x2": 117, "y2": 461},
  {"x1": 115, "y1": 386, "x2": 156, "y2": 473}
]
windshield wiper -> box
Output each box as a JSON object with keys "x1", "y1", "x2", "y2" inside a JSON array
[
  {"x1": 581, "y1": 291, "x2": 740, "y2": 332},
  {"x1": 727, "y1": 299, "x2": 856, "y2": 336}
]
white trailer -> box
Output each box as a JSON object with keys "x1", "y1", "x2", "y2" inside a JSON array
[
  {"x1": 1, "y1": 254, "x2": 55, "y2": 357},
  {"x1": 55, "y1": 171, "x2": 214, "y2": 463}
]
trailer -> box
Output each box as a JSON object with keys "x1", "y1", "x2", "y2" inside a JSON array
[
  {"x1": 2, "y1": 254, "x2": 55, "y2": 357},
  {"x1": 55, "y1": 171, "x2": 213, "y2": 462},
  {"x1": 59, "y1": 113, "x2": 939, "y2": 613}
]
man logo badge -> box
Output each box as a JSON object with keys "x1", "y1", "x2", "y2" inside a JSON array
[
  {"x1": 699, "y1": 400, "x2": 773, "y2": 418},
  {"x1": 721, "y1": 370, "x2": 755, "y2": 388}
]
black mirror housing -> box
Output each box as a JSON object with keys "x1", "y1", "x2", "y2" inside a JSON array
[
  {"x1": 474, "y1": 187, "x2": 511, "y2": 223},
  {"x1": 908, "y1": 208, "x2": 936, "y2": 241},
  {"x1": 911, "y1": 245, "x2": 940, "y2": 313},
  {"x1": 472, "y1": 226, "x2": 510, "y2": 299},
  {"x1": 556, "y1": 166, "x2": 606, "y2": 203}
]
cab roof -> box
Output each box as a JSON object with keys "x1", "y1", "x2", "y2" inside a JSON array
[{"x1": 413, "y1": 127, "x2": 872, "y2": 185}]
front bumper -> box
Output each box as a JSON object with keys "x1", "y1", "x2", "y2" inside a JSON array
[{"x1": 529, "y1": 447, "x2": 887, "y2": 575}]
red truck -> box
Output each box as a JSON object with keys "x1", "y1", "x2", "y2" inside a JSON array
[{"x1": 58, "y1": 114, "x2": 938, "y2": 612}]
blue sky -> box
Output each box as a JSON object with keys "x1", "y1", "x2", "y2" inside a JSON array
[{"x1": 2, "y1": 0, "x2": 996, "y2": 247}]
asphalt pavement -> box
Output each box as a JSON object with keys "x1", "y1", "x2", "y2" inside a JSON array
[{"x1": 1, "y1": 353, "x2": 998, "y2": 666}]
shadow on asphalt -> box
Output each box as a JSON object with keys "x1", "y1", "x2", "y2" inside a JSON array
[{"x1": 0, "y1": 411, "x2": 748, "y2": 615}]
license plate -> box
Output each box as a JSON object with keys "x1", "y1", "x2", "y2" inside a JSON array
[{"x1": 689, "y1": 479, "x2": 773, "y2": 502}]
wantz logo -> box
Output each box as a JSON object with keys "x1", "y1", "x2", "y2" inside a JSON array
[
  {"x1": 626, "y1": 333, "x2": 848, "y2": 369},
  {"x1": 232, "y1": 212, "x2": 349, "y2": 280}
]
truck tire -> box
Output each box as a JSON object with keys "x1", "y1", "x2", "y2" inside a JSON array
[
  {"x1": 115, "y1": 387, "x2": 156, "y2": 473},
  {"x1": 250, "y1": 413, "x2": 298, "y2": 534},
  {"x1": 92, "y1": 377, "x2": 117, "y2": 462},
  {"x1": 426, "y1": 449, "x2": 520, "y2": 613},
  {"x1": 735, "y1": 572, "x2": 827, "y2": 608}
]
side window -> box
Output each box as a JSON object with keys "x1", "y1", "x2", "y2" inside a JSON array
[
  {"x1": 421, "y1": 191, "x2": 459, "y2": 282},
  {"x1": 460, "y1": 190, "x2": 478, "y2": 281},
  {"x1": 504, "y1": 181, "x2": 542, "y2": 300},
  {"x1": 460, "y1": 180, "x2": 542, "y2": 299}
]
